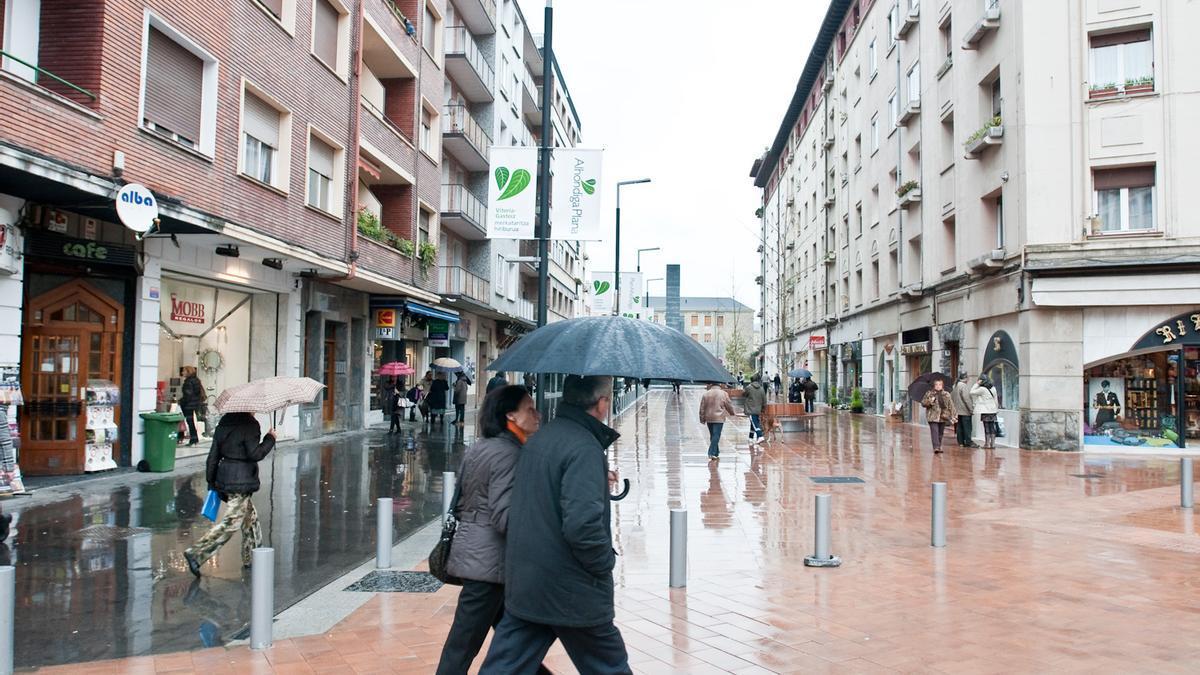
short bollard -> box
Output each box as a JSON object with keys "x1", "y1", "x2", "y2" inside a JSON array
[
  {"x1": 250, "y1": 547, "x2": 274, "y2": 650},
  {"x1": 931, "y1": 482, "x2": 947, "y2": 548},
  {"x1": 669, "y1": 509, "x2": 687, "y2": 588},
  {"x1": 0, "y1": 566, "x2": 13, "y2": 675},
  {"x1": 442, "y1": 471, "x2": 456, "y2": 517},
  {"x1": 1182, "y1": 458, "x2": 1194, "y2": 509},
  {"x1": 376, "y1": 497, "x2": 394, "y2": 569},
  {"x1": 804, "y1": 494, "x2": 841, "y2": 567}
]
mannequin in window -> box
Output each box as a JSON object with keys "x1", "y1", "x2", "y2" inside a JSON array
[{"x1": 1093, "y1": 380, "x2": 1120, "y2": 428}]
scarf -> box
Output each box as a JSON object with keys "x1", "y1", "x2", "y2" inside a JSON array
[{"x1": 506, "y1": 420, "x2": 529, "y2": 444}]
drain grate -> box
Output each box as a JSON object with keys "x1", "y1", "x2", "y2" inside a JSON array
[
  {"x1": 1070, "y1": 473, "x2": 1106, "y2": 479},
  {"x1": 72, "y1": 525, "x2": 152, "y2": 540},
  {"x1": 809, "y1": 476, "x2": 866, "y2": 484},
  {"x1": 345, "y1": 571, "x2": 444, "y2": 593}
]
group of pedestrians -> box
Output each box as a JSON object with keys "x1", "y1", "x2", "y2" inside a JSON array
[
  {"x1": 920, "y1": 373, "x2": 1001, "y2": 454},
  {"x1": 437, "y1": 375, "x2": 632, "y2": 675}
]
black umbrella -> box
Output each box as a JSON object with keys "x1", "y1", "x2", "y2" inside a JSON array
[
  {"x1": 907, "y1": 371, "x2": 951, "y2": 404},
  {"x1": 487, "y1": 316, "x2": 731, "y2": 383}
]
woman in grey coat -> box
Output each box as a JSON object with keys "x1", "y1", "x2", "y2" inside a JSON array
[{"x1": 436, "y1": 385, "x2": 543, "y2": 675}]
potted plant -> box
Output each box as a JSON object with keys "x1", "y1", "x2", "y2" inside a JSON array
[
  {"x1": 896, "y1": 180, "x2": 921, "y2": 207},
  {"x1": 1123, "y1": 75, "x2": 1154, "y2": 95},
  {"x1": 418, "y1": 242, "x2": 438, "y2": 277},
  {"x1": 850, "y1": 388, "x2": 864, "y2": 413},
  {"x1": 896, "y1": 180, "x2": 920, "y2": 198},
  {"x1": 393, "y1": 236, "x2": 416, "y2": 257},
  {"x1": 828, "y1": 386, "x2": 840, "y2": 409},
  {"x1": 1088, "y1": 82, "x2": 1119, "y2": 100},
  {"x1": 963, "y1": 115, "x2": 1004, "y2": 155},
  {"x1": 357, "y1": 209, "x2": 387, "y2": 243}
]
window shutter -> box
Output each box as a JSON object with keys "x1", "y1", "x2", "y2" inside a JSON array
[
  {"x1": 313, "y1": 0, "x2": 339, "y2": 67},
  {"x1": 261, "y1": 0, "x2": 283, "y2": 18},
  {"x1": 309, "y1": 136, "x2": 335, "y2": 177},
  {"x1": 1094, "y1": 165, "x2": 1155, "y2": 191},
  {"x1": 1089, "y1": 29, "x2": 1151, "y2": 49},
  {"x1": 243, "y1": 93, "x2": 280, "y2": 147},
  {"x1": 144, "y1": 28, "x2": 204, "y2": 141}
]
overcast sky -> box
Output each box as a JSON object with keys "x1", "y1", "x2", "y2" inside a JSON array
[{"x1": 526, "y1": 0, "x2": 824, "y2": 310}]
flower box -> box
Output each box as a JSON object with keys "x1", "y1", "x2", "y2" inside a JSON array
[
  {"x1": 898, "y1": 188, "x2": 921, "y2": 208},
  {"x1": 964, "y1": 123, "x2": 1004, "y2": 156}
]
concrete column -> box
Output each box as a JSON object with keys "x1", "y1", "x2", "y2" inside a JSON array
[
  {"x1": 131, "y1": 256, "x2": 163, "y2": 466},
  {"x1": 1020, "y1": 307, "x2": 1084, "y2": 451}
]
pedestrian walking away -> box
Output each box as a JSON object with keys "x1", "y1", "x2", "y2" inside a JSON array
[
  {"x1": 789, "y1": 378, "x2": 802, "y2": 403},
  {"x1": 453, "y1": 372, "x2": 471, "y2": 427},
  {"x1": 744, "y1": 374, "x2": 767, "y2": 444},
  {"x1": 384, "y1": 382, "x2": 404, "y2": 434},
  {"x1": 951, "y1": 373, "x2": 977, "y2": 447},
  {"x1": 920, "y1": 380, "x2": 956, "y2": 454},
  {"x1": 971, "y1": 376, "x2": 1001, "y2": 449},
  {"x1": 185, "y1": 413, "x2": 276, "y2": 576},
  {"x1": 480, "y1": 375, "x2": 632, "y2": 675},
  {"x1": 699, "y1": 383, "x2": 738, "y2": 460},
  {"x1": 436, "y1": 385, "x2": 552, "y2": 675},
  {"x1": 802, "y1": 376, "x2": 819, "y2": 413},
  {"x1": 772, "y1": 373, "x2": 782, "y2": 397},
  {"x1": 428, "y1": 372, "x2": 450, "y2": 425},
  {"x1": 486, "y1": 372, "x2": 508, "y2": 395},
  {"x1": 179, "y1": 365, "x2": 205, "y2": 446}
]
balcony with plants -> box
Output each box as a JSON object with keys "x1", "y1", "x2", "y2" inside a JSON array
[
  {"x1": 963, "y1": 115, "x2": 1003, "y2": 157},
  {"x1": 896, "y1": 180, "x2": 921, "y2": 208},
  {"x1": 1088, "y1": 75, "x2": 1154, "y2": 101}
]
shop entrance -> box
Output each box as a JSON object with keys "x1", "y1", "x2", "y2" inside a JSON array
[
  {"x1": 21, "y1": 280, "x2": 124, "y2": 475},
  {"x1": 323, "y1": 338, "x2": 337, "y2": 425}
]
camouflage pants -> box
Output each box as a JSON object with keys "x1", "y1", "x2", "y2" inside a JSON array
[{"x1": 186, "y1": 493, "x2": 261, "y2": 567}]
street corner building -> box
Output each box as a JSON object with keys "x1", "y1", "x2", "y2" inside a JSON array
[
  {"x1": 0, "y1": 0, "x2": 534, "y2": 476},
  {"x1": 749, "y1": 0, "x2": 1200, "y2": 452}
]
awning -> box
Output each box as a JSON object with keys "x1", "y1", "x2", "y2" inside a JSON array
[{"x1": 370, "y1": 296, "x2": 461, "y2": 323}]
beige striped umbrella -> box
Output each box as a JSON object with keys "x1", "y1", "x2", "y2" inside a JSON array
[{"x1": 214, "y1": 376, "x2": 326, "y2": 414}]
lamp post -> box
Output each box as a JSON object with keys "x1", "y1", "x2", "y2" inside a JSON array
[
  {"x1": 533, "y1": 0, "x2": 555, "y2": 414},
  {"x1": 636, "y1": 247, "x2": 660, "y2": 273},
  {"x1": 645, "y1": 277, "x2": 664, "y2": 322},
  {"x1": 614, "y1": 179, "x2": 652, "y2": 315}
]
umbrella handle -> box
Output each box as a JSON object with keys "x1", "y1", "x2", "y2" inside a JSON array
[{"x1": 609, "y1": 478, "x2": 631, "y2": 501}]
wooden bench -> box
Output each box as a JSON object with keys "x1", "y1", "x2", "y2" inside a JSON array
[{"x1": 763, "y1": 403, "x2": 822, "y2": 433}]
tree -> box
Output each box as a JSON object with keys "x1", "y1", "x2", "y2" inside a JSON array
[{"x1": 724, "y1": 309, "x2": 752, "y2": 375}]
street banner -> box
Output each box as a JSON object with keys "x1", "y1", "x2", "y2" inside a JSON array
[
  {"x1": 620, "y1": 272, "x2": 643, "y2": 319},
  {"x1": 591, "y1": 272, "x2": 615, "y2": 315},
  {"x1": 486, "y1": 146, "x2": 538, "y2": 239},
  {"x1": 591, "y1": 272, "x2": 644, "y2": 318},
  {"x1": 550, "y1": 148, "x2": 604, "y2": 240}
]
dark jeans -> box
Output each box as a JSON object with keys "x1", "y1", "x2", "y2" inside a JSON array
[
  {"x1": 480, "y1": 612, "x2": 631, "y2": 675},
  {"x1": 804, "y1": 398, "x2": 815, "y2": 413},
  {"x1": 455, "y1": 404, "x2": 466, "y2": 423},
  {"x1": 707, "y1": 422, "x2": 723, "y2": 457},
  {"x1": 956, "y1": 415, "x2": 973, "y2": 445},
  {"x1": 436, "y1": 581, "x2": 503, "y2": 675},
  {"x1": 748, "y1": 414, "x2": 762, "y2": 440},
  {"x1": 929, "y1": 422, "x2": 946, "y2": 451},
  {"x1": 389, "y1": 413, "x2": 401, "y2": 433},
  {"x1": 182, "y1": 408, "x2": 199, "y2": 443}
]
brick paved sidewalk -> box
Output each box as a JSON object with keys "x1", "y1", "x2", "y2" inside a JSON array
[{"x1": 40, "y1": 390, "x2": 1200, "y2": 673}]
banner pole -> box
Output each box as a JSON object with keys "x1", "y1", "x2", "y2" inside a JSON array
[{"x1": 534, "y1": 0, "x2": 553, "y2": 415}]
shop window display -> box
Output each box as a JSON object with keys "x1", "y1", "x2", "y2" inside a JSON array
[{"x1": 1084, "y1": 352, "x2": 1182, "y2": 448}]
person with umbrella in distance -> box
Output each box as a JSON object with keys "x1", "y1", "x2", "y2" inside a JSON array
[
  {"x1": 700, "y1": 382, "x2": 740, "y2": 461},
  {"x1": 481, "y1": 375, "x2": 631, "y2": 674},
  {"x1": 427, "y1": 372, "x2": 451, "y2": 426},
  {"x1": 802, "y1": 376, "x2": 819, "y2": 412},
  {"x1": 920, "y1": 378, "x2": 957, "y2": 455}
]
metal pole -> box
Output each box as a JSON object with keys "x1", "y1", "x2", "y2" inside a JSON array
[
  {"x1": 249, "y1": 548, "x2": 274, "y2": 650},
  {"x1": 804, "y1": 494, "x2": 841, "y2": 567},
  {"x1": 442, "y1": 471, "x2": 456, "y2": 517},
  {"x1": 931, "y1": 482, "x2": 947, "y2": 547},
  {"x1": 376, "y1": 497, "x2": 393, "y2": 568},
  {"x1": 613, "y1": 202, "x2": 621, "y2": 316},
  {"x1": 534, "y1": 0, "x2": 554, "y2": 413},
  {"x1": 669, "y1": 509, "x2": 687, "y2": 587},
  {"x1": 0, "y1": 566, "x2": 12, "y2": 675},
  {"x1": 1182, "y1": 458, "x2": 1194, "y2": 509}
]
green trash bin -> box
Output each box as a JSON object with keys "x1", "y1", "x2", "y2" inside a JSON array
[{"x1": 139, "y1": 411, "x2": 184, "y2": 472}]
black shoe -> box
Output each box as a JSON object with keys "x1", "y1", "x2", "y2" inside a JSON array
[
  {"x1": 184, "y1": 551, "x2": 202, "y2": 578},
  {"x1": 188, "y1": 440, "x2": 199, "y2": 446}
]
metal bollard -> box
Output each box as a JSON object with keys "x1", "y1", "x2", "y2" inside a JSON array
[
  {"x1": 442, "y1": 471, "x2": 456, "y2": 517},
  {"x1": 0, "y1": 566, "x2": 12, "y2": 675},
  {"x1": 249, "y1": 548, "x2": 274, "y2": 650},
  {"x1": 931, "y1": 482, "x2": 947, "y2": 548},
  {"x1": 376, "y1": 498, "x2": 393, "y2": 569},
  {"x1": 804, "y1": 494, "x2": 841, "y2": 567},
  {"x1": 669, "y1": 509, "x2": 687, "y2": 588},
  {"x1": 1182, "y1": 458, "x2": 1194, "y2": 509}
]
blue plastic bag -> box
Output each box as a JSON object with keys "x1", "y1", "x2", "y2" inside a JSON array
[{"x1": 202, "y1": 489, "x2": 220, "y2": 522}]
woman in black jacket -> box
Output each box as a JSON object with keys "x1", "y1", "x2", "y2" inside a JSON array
[
  {"x1": 184, "y1": 413, "x2": 275, "y2": 577},
  {"x1": 179, "y1": 366, "x2": 205, "y2": 446},
  {"x1": 426, "y1": 372, "x2": 450, "y2": 425},
  {"x1": 436, "y1": 385, "x2": 543, "y2": 675}
]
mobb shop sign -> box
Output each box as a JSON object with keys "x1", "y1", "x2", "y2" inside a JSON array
[
  {"x1": 551, "y1": 149, "x2": 603, "y2": 240},
  {"x1": 486, "y1": 146, "x2": 537, "y2": 239}
]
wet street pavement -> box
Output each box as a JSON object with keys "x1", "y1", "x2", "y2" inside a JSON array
[
  {"x1": 4, "y1": 422, "x2": 466, "y2": 669},
  {"x1": 34, "y1": 388, "x2": 1200, "y2": 673}
]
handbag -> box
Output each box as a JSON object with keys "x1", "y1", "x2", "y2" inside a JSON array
[
  {"x1": 202, "y1": 489, "x2": 221, "y2": 522},
  {"x1": 428, "y1": 476, "x2": 463, "y2": 585}
]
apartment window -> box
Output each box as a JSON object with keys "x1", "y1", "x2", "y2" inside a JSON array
[
  {"x1": 1093, "y1": 166, "x2": 1155, "y2": 233},
  {"x1": 422, "y1": 2, "x2": 441, "y2": 59},
  {"x1": 868, "y1": 38, "x2": 877, "y2": 77},
  {"x1": 871, "y1": 260, "x2": 880, "y2": 300},
  {"x1": 907, "y1": 62, "x2": 920, "y2": 103},
  {"x1": 716, "y1": 315, "x2": 724, "y2": 327},
  {"x1": 888, "y1": 4, "x2": 899, "y2": 48},
  {"x1": 992, "y1": 196, "x2": 1005, "y2": 249},
  {"x1": 870, "y1": 115, "x2": 879, "y2": 152},
  {"x1": 142, "y1": 23, "x2": 215, "y2": 153},
  {"x1": 259, "y1": 0, "x2": 284, "y2": 18},
  {"x1": 241, "y1": 89, "x2": 288, "y2": 188},
  {"x1": 690, "y1": 333, "x2": 700, "y2": 342},
  {"x1": 691, "y1": 315, "x2": 699, "y2": 327},
  {"x1": 941, "y1": 17, "x2": 953, "y2": 60},
  {"x1": 1089, "y1": 29, "x2": 1152, "y2": 92},
  {"x1": 703, "y1": 334, "x2": 712, "y2": 343},
  {"x1": 306, "y1": 131, "x2": 341, "y2": 214},
  {"x1": 855, "y1": 203, "x2": 863, "y2": 236},
  {"x1": 888, "y1": 93, "x2": 898, "y2": 128},
  {"x1": 704, "y1": 315, "x2": 712, "y2": 327},
  {"x1": 311, "y1": 0, "x2": 348, "y2": 76},
  {"x1": 418, "y1": 208, "x2": 432, "y2": 247},
  {"x1": 419, "y1": 104, "x2": 438, "y2": 158},
  {"x1": 889, "y1": 250, "x2": 899, "y2": 291},
  {"x1": 855, "y1": 269, "x2": 863, "y2": 307},
  {"x1": 991, "y1": 77, "x2": 1002, "y2": 117},
  {"x1": 943, "y1": 217, "x2": 957, "y2": 272}
]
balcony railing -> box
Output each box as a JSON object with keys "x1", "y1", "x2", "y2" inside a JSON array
[
  {"x1": 439, "y1": 266, "x2": 490, "y2": 304},
  {"x1": 516, "y1": 298, "x2": 535, "y2": 322},
  {"x1": 1, "y1": 49, "x2": 97, "y2": 103},
  {"x1": 441, "y1": 104, "x2": 491, "y2": 164},
  {"x1": 440, "y1": 183, "x2": 487, "y2": 234},
  {"x1": 445, "y1": 26, "x2": 494, "y2": 91}
]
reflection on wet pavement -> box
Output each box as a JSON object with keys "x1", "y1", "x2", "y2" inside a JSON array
[{"x1": 5, "y1": 424, "x2": 465, "y2": 668}]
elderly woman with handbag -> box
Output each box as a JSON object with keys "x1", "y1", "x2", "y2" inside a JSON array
[{"x1": 920, "y1": 379, "x2": 957, "y2": 455}]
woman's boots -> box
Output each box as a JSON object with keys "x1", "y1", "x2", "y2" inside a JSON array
[{"x1": 983, "y1": 430, "x2": 995, "y2": 449}]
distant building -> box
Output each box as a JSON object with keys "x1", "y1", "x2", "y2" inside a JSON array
[
  {"x1": 647, "y1": 297, "x2": 757, "y2": 365},
  {"x1": 665, "y1": 264, "x2": 683, "y2": 334}
]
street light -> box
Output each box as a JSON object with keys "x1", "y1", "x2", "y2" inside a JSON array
[
  {"x1": 636, "y1": 247, "x2": 661, "y2": 272},
  {"x1": 645, "y1": 277, "x2": 664, "y2": 322},
  {"x1": 615, "y1": 178, "x2": 652, "y2": 315}
]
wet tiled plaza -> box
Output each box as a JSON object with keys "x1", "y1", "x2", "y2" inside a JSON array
[{"x1": 36, "y1": 389, "x2": 1200, "y2": 673}]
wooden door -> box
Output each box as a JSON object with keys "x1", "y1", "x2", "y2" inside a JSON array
[
  {"x1": 21, "y1": 280, "x2": 124, "y2": 475},
  {"x1": 323, "y1": 339, "x2": 336, "y2": 424}
]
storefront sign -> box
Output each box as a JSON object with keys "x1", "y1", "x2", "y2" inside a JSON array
[
  {"x1": 900, "y1": 341, "x2": 930, "y2": 356},
  {"x1": 375, "y1": 308, "x2": 397, "y2": 328},
  {"x1": 550, "y1": 148, "x2": 604, "y2": 240},
  {"x1": 169, "y1": 293, "x2": 206, "y2": 324},
  {"x1": 428, "y1": 319, "x2": 450, "y2": 347},
  {"x1": 28, "y1": 232, "x2": 137, "y2": 267},
  {"x1": 1133, "y1": 311, "x2": 1200, "y2": 349},
  {"x1": 809, "y1": 335, "x2": 827, "y2": 350},
  {"x1": 486, "y1": 146, "x2": 538, "y2": 239},
  {"x1": 160, "y1": 280, "x2": 215, "y2": 333},
  {"x1": 115, "y1": 183, "x2": 159, "y2": 234},
  {"x1": 377, "y1": 327, "x2": 395, "y2": 339}
]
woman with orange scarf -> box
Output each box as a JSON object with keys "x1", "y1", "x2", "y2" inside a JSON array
[{"x1": 437, "y1": 385, "x2": 548, "y2": 675}]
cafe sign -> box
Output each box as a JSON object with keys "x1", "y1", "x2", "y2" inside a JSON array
[{"x1": 1132, "y1": 310, "x2": 1200, "y2": 350}]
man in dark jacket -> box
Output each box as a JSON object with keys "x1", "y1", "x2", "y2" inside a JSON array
[
  {"x1": 179, "y1": 366, "x2": 205, "y2": 446},
  {"x1": 744, "y1": 374, "x2": 767, "y2": 445},
  {"x1": 486, "y1": 372, "x2": 508, "y2": 394},
  {"x1": 802, "y1": 377, "x2": 819, "y2": 413},
  {"x1": 184, "y1": 413, "x2": 275, "y2": 577},
  {"x1": 481, "y1": 375, "x2": 630, "y2": 674}
]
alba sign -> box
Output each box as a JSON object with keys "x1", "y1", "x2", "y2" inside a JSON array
[
  {"x1": 551, "y1": 149, "x2": 603, "y2": 240},
  {"x1": 486, "y1": 147, "x2": 537, "y2": 239},
  {"x1": 115, "y1": 183, "x2": 159, "y2": 234}
]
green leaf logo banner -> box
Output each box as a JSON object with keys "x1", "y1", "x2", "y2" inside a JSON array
[
  {"x1": 497, "y1": 169, "x2": 531, "y2": 201},
  {"x1": 581, "y1": 178, "x2": 596, "y2": 195},
  {"x1": 593, "y1": 280, "x2": 611, "y2": 295},
  {"x1": 494, "y1": 167, "x2": 510, "y2": 190}
]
